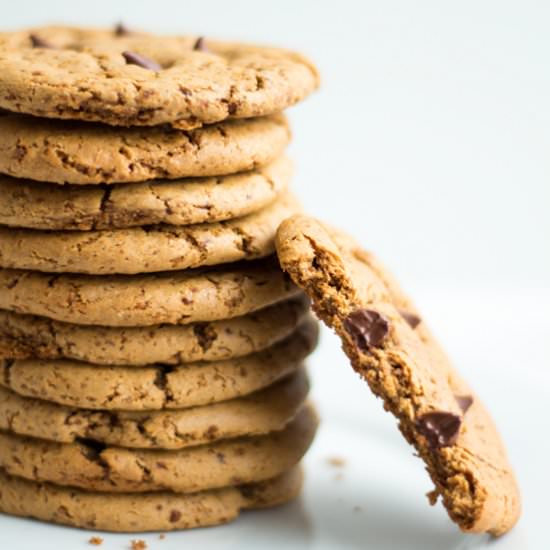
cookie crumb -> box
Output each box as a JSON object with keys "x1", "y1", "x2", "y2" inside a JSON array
[
  {"x1": 88, "y1": 537, "x2": 103, "y2": 546},
  {"x1": 130, "y1": 540, "x2": 147, "y2": 550},
  {"x1": 327, "y1": 456, "x2": 346, "y2": 467},
  {"x1": 426, "y1": 489, "x2": 439, "y2": 506},
  {"x1": 333, "y1": 472, "x2": 344, "y2": 481},
  {"x1": 159, "y1": 533, "x2": 166, "y2": 540}
]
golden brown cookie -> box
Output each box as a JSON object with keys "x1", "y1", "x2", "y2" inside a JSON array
[
  {"x1": 0, "y1": 26, "x2": 319, "y2": 128},
  {"x1": 0, "y1": 257, "x2": 299, "y2": 326},
  {"x1": 0, "y1": 192, "x2": 299, "y2": 274},
  {"x1": 0, "y1": 466, "x2": 303, "y2": 532},
  {"x1": 0, "y1": 320, "x2": 318, "y2": 410},
  {"x1": 0, "y1": 156, "x2": 292, "y2": 230},
  {"x1": 0, "y1": 368, "x2": 309, "y2": 449},
  {"x1": 0, "y1": 296, "x2": 309, "y2": 365},
  {"x1": 0, "y1": 404, "x2": 318, "y2": 493},
  {"x1": 275, "y1": 215, "x2": 521, "y2": 536},
  {"x1": 0, "y1": 113, "x2": 290, "y2": 184}
]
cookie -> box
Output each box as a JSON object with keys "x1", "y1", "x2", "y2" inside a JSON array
[
  {"x1": 0, "y1": 403, "x2": 317, "y2": 493},
  {"x1": 0, "y1": 113, "x2": 290, "y2": 185},
  {"x1": 0, "y1": 368, "x2": 308, "y2": 449},
  {"x1": 0, "y1": 26, "x2": 319, "y2": 128},
  {"x1": 0, "y1": 257, "x2": 299, "y2": 326},
  {"x1": 0, "y1": 296, "x2": 309, "y2": 365},
  {"x1": 0, "y1": 156, "x2": 291, "y2": 230},
  {"x1": 275, "y1": 215, "x2": 521, "y2": 536},
  {"x1": 0, "y1": 191, "x2": 299, "y2": 274},
  {"x1": 0, "y1": 320, "x2": 317, "y2": 410},
  {"x1": 0, "y1": 466, "x2": 303, "y2": 532}
]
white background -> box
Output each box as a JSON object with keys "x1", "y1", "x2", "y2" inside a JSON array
[{"x1": 0, "y1": 2, "x2": 549, "y2": 549}]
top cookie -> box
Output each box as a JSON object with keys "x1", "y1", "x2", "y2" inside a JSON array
[
  {"x1": 276, "y1": 215, "x2": 521, "y2": 536},
  {"x1": 0, "y1": 26, "x2": 319, "y2": 128}
]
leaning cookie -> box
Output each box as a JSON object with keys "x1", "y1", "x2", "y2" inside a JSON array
[
  {"x1": 0, "y1": 26, "x2": 319, "y2": 128},
  {"x1": 0, "y1": 466, "x2": 303, "y2": 532},
  {"x1": 0, "y1": 320, "x2": 318, "y2": 410},
  {"x1": 0, "y1": 404, "x2": 318, "y2": 493},
  {"x1": 0, "y1": 257, "x2": 299, "y2": 326},
  {"x1": 275, "y1": 215, "x2": 521, "y2": 536},
  {"x1": 0, "y1": 192, "x2": 299, "y2": 274},
  {"x1": 0, "y1": 296, "x2": 309, "y2": 365},
  {"x1": 0, "y1": 156, "x2": 292, "y2": 230},
  {"x1": 0, "y1": 113, "x2": 290, "y2": 184},
  {"x1": 0, "y1": 368, "x2": 309, "y2": 449}
]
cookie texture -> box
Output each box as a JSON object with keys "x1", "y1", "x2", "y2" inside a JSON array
[
  {"x1": 0, "y1": 296, "x2": 309, "y2": 365},
  {"x1": 0, "y1": 192, "x2": 299, "y2": 274},
  {"x1": 0, "y1": 26, "x2": 319, "y2": 128},
  {"x1": 0, "y1": 156, "x2": 291, "y2": 230},
  {"x1": 0, "y1": 258, "x2": 299, "y2": 326},
  {"x1": 0, "y1": 113, "x2": 290, "y2": 184},
  {"x1": 0, "y1": 368, "x2": 308, "y2": 449},
  {"x1": 276, "y1": 215, "x2": 521, "y2": 536},
  {"x1": 0, "y1": 404, "x2": 317, "y2": 493},
  {"x1": 0, "y1": 320, "x2": 317, "y2": 410},
  {"x1": 0, "y1": 466, "x2": 303, "y2": 532}
]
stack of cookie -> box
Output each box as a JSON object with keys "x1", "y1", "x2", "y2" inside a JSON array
[{"x1": 0, "y1": 26, "x2": 319, "y2": 532}]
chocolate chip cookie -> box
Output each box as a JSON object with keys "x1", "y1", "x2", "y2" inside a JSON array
[
  {"x1": 0, "y1": 26, "x2": 319, "y2": 128},
  {"x1": 275, "y1": 215, "x2": 521, "y2": 536}
]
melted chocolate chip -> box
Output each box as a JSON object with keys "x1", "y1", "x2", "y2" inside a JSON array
[
  {"x1": 193, "y1": 36, "x2": 208, "y2": 52},
  {"x1": 416, "y1": 411, "x2": 461, "y2": 449},
  {"x1": 122, "y1": 50, "x2": 161, "y2": 71},
  {"x1": 455, "y1": 394, "x2": 473, "y2": 414},
  {"x1": 115, "y1": 23, "x2": 131, "y2": 36},
  {"x1": 343, "y1": 309, "x2": 389, "y2": 351},
  {"x1": 399, "y1": 309, "x2": 422, "y2": 329},
  {"x1": 30, "y1": 34, "x2": 53, "y2": 49}
]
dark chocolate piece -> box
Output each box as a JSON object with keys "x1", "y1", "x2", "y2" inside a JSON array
[
  {"x1": 115, "y1": 23, "x2": 131, "y2": 36},
  {"x1": 122, "y1": 51, "x2": 161, "y2": 71},
  {"x1": 455, "y1": 394, "x2": 474, "y2": 414},
  {"x1": 416, "y1": 411, "x2": 461, "y2": 449},
  {"x1": 30, "y1": 34, "x2": 53, "y2": 49},
  {"x1": 399, "y1": 308, "x2": 422, "y2": 329},
  {"x1": 343, "y1": 309, "x2": 389, "y2": 351},
  {"x1": 193, "y1": 36, "x2": 208, "y2": 52}
]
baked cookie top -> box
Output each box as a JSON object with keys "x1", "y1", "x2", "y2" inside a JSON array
[
  {"x1": 0, "y1": 26, "x2": 319, "y2": 128},
  {"x1": 275, "y1": 215, "x2": 521, "y2": 536}
]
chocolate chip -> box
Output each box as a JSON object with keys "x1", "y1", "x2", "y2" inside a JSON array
[
  {"x1": 227, "y1": 102, "x2": 238, "y2": 115},
  {"x1": 416, "y1": 411, "x2": 461, "y2": 449},
  {"x1": 399, "y1": 309, "x2": 421, "y2": 329},
  {"x1": 122, "y1": 51, "x2": 161, "y2": 71},
  {"x1": 455, "y1": 394, "x2": 473, "y2": 414},
  {"x1": 343, "y1": 309, "x2": 389, "y2": 351},
  {"x1": 30, "y1": 34, "x2": 53, "y2": 49},
  {"x1": 169, "y1": 510, "x2": 181, "y2": 523},
  {"x1": 114, "y1": 23, "x2": 131, "y2": 36},
  {"x1": 193, "y1": 36, "x2": 208, "y2": 52}
]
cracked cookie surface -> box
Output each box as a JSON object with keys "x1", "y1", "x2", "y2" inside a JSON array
[
  {"x1": 0, "y1": 26, "x2": 319, "y2": 128},
  {"x1": 0, "y1": 296, "x2": 310, "y2": 365},
  {"x1": 0, "y1": 320, "x2": 317, "y2": 410},
  {"x1": 0, "y1": 466, "x2": 303, "y2": 532},
  {"x1": 0, "y1": 368, "x2": 309, "y2": 449},
  {"x1": 0, "y1": 113, "x2": 290, "y2": 184},
  {"x1": 0, "y1": 156, "x2": 291, "y2": 230},
  {"x1": 0, "y1": 191, "x2": 299, "y2": 274},
  {"x1": 0, "y1": 404, "x2": 317, "y2": 493},
  {"x1": 275, "y1": 214, "x2": 521, "y2": 536},
  {"x1": 0, "y1": 257, "x2": 299, "y2": 326}
]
